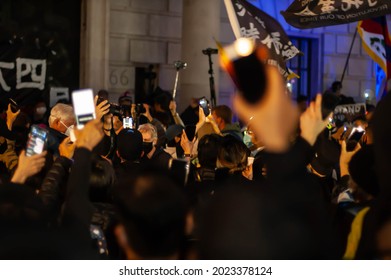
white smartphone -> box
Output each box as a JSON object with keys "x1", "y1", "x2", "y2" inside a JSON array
[
  {"x1": 72, "y1": 89, "x2": 96, "y2": 129},
  {"x1": 123, "y1": 117, "x2": 133, "y2": 129}
]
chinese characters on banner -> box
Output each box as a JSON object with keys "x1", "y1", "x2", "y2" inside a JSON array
[
  {"x1": 0, "y1": 58, "x2": 47, "y2": 92},
  {"x1": 282, "y1": 0, "x2": 391, "y2": 29},
  {"x1": 224, "y1": 0, "x2": 301, "y2": 79}
]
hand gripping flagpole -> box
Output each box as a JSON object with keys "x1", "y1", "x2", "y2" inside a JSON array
[{"x1": 172, "y1": 61, "x2": 187, "y2": 99}]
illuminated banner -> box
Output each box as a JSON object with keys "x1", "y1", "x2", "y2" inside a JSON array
[
  {"x1": 281, "y1": 0, "x2": 391, "y2": 29},
  {"x1": 334, "y1": 103, "x2": 366, "y2": 123},
  {"x1": 224, "y1": 0, "x2": 301, "y2": 79}
]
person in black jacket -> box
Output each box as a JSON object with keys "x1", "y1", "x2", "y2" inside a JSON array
[{"x1": 138, "y1": 123, "x2": 171, "y2": 169}]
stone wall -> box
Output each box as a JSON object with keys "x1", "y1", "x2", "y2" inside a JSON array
[{"x1": 107, "y1": 0, "x2": 375, "y2": 105}]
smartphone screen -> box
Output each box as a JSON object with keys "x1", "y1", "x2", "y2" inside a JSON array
[
  {"x1": 72, "y1": 89, "x2": 96, "y2": 129},
  {"x1": 123, "y1": 117, "x2": 133, "y2": 129},
  {"x1": 348, "y1": 130, "x2": 365, "y2": 142},
  {"x1": 199, "y1": 97, "x2": 210, "y2": 116},
  {"x1": 26, "y1": 125, "x2": 48, "y2": 156},
  {"x1": 169, "y1": 158, "x2": 190, "y2": 186}
]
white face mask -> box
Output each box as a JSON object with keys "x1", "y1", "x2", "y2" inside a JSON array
[
  {"x1": 60, "y1": 120, "x2": 74, "y2": 136},
  {"x1": 36, "y1": 107, "x2": 47, "y2": 115}
]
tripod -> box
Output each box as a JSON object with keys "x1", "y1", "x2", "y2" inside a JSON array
[{"x1": 202, "y1": 48, "x2": 218, "y2": 108}]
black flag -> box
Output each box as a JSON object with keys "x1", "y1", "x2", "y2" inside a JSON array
[
  {"x1": 224, "y1": 0, "x2": 301, "y2": 79},
  {"x1": 281, "y1": 0, "x2": 391, "y2": 29}
]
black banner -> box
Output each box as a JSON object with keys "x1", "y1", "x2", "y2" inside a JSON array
[
  {"x1": 0, "y1": 0, "x2": 81, "y2": 108},
  {"x1": 225, "y1": 0, "x2": 301, "y2": 78},
  {"x1": 281, "y1": 0, "x2": 391, "y2": 29}
]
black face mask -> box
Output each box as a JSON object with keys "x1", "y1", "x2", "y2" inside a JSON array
[{"x1": 142, "y1": 142, "x2": 154, "y2": 156}]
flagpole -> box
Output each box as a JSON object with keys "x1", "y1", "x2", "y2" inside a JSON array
[{"x1": 341, "y1": 28, "x2": 358, "y2": 84}]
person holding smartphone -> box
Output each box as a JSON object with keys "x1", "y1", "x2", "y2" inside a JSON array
[
  {"x1": 138, "y1": 123, "x2": 171, "y2": 169},
  {"x1": 47, "y1": 103, "x2": 76, "y2": 156}
]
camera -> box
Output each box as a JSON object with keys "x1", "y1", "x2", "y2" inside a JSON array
[
  {"x1": 202, "y1": 48, "x2": 218, "y2": 55},
  {"x1": 109, "y1": 104, "x2": 122, "y2": 117}
]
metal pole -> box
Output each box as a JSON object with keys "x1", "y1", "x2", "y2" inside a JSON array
[
  {"x1": 172, "y1": 70, "x2": 180, "y2": 99},
  {"x1": 341, "y1": 28, "x2": 358, "y2": 84}
]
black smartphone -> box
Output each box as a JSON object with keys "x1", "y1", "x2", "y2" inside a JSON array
[
  {"x1": 96, "y1": 96, "x2": 106, "y2": 106},
  {"x1": 346, "y1": 127, "x2": 365, "y2": 151},
  {"x1": 348, "y1": 130, "x2": 365, "y2": 142},
  {"x1": 169, "y1": 158, "x2": 190, "y2": 186},
  {"x1": 222, "y1": 39, "x2": 268, "y2": 104},
  {"x1": 72, "y1": 89, "x2": 96, "y2": 129},
  {"x1": 185, "y1": 125, "x2": 196, "y2": 142},
  {"x1": 26, "y1": 125, "x2": 48, "y2": 156},
  {"x1": 199, "y1": 97, "x2": 210, "y2": 117}
]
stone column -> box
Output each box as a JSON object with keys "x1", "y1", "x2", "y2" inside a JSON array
[
  {"x1": 79, "y1": 0, "x2": 110, "y2": 92},
  {"x1": 179, "y1": 0, "x2": 221, "y2": 111}
]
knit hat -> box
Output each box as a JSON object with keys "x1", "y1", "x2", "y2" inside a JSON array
[{"x1": 165, "y1": 124, "x2": 184, "y2": 142}]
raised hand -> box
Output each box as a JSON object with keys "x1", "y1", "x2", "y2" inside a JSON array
[
  {"x1": 59, "y1": 137, "x2": 76, "y2": 159},
  {"x1": 340, "y1": 140, "x2": 361, "y2": 176},
  {"x1": 94, "y1": 95, "x2": 110, "y2": 120},
  {"x1": 181, "y1": 130, "x2": 196, "y2": 156},
  {"x1": 11, "y1": 150, "x2": 47, "y2": 184},
  {"x1": 300, "y1": 94, "x2": 331, "y2": 146},
  {"x1": 74, "y1": 119, "x2": 104, "y2": 151},
  {"x1": 233, "y1": 65, "x2": 299, "y2": 153},
  {"x1": 6, "y1": 103, "x2": 20, "y2": 131}
]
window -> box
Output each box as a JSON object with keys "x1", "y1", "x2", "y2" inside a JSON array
[{"x1": 287, "y1": 37, "x2": 320, "y2": 102}]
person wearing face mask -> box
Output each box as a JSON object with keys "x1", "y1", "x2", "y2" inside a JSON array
[
  {"x1": 47, "y1": 103, "x2": 76, "y2": 156},
  {"x1": 138, "y1": 123, "x2": 171, "y2": 170}
]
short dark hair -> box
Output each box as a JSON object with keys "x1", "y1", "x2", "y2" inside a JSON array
[
  {"x1": 116, "y1": 167, "x2": 187, "y2": 259},
  {"x1": 117, "y1": 129, "x2": 143, "y2": 161},
  {"x1": 331, "y1": 81, "x2": 342, "y2": 92},
  {"x1": 89, "y1": 154, "x2": 116, "y2": 203},
  {"x1": 212, "y1": 105, "x2": 233, "y2": 124},
  {"x1": 197, "y1": 134, "x2": 222, "y2": 169},
  {"x1": 217, "y1": 135, "x2": 250, "y2": 173}
]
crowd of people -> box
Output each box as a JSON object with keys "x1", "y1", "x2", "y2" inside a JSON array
[{"x1": 0, "y1": 66, "x2": 390, "y2": 260}]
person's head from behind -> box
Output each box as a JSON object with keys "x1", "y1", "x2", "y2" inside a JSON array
[
  {"x1": 116, "y1": 129, "x2": 143, "y2": 162},
  {"x1": 0, "y1": 183, "x2": 46, "y2": 230},
  {"x1": 89, "y1": 154, "x2": 116, "y2": 203},
  {"x1": 217, "y1": 135, "x2": 249, "y2": 174},
  {"x1": 153, "y1": 92, "x2": 172, "y2": 113},
  {"x1": 348, "y1": 145, "x2": 379, "y2": 201},
  {"x1": 115, "y1": 167, "x2": 188, "y2": 259},
  {"x1": 138, "y1": 123, "x2": 158, "y2": 157},
  {"x1": 212, "y1": 105, "x2": 233, "y2": 131},
  {"x1": 331, "y1": 81, "x2": 342, "y2": 95},
  {"x1": 49, "y1": 103, "x2": 75, "y2": 135},
  {"x1": 198, "y1": 185, "x2": 330, "y2": 259},
  {"x1": 118, "y1": 91, "x2": 132, "y2": 107},
  {"x1": 165, "y1": 124, "x2": 184, "y2": 147},
  {"x1": 197, "y1": 134, "x2": 222, "y2": 169}
]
